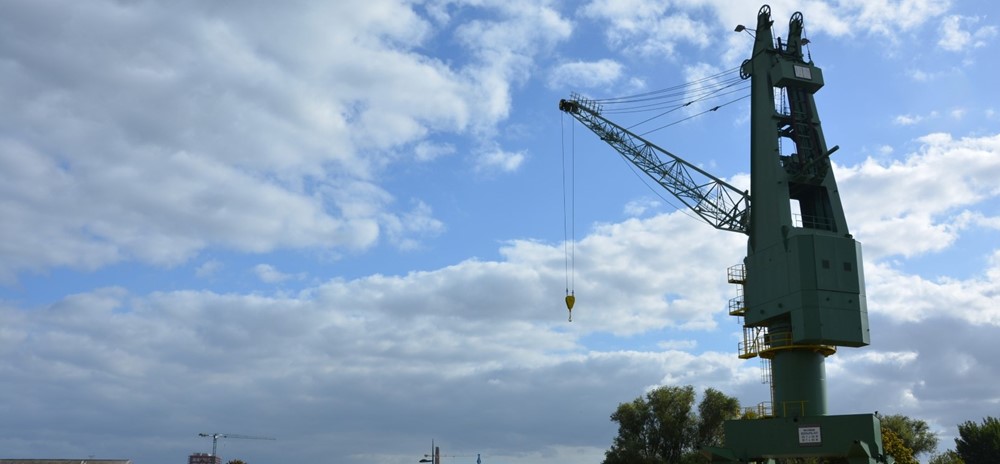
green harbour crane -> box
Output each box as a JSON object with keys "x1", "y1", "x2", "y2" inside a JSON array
[{"x1": 559, "y1": 4, "x2": 891, "y2": 463}]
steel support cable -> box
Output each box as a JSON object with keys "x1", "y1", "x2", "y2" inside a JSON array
[
  {"x1": 598, "y1": 78, "x2": 743, "y2": 107},
  {"x1": 590, "y1": 65, "x2": 741, "y2": 103},
  {"x1": 638, "y1": 93, "x2": 750, "y2": 137},
  {"x1": 617, "y1": 83, "x2": 750, "y2": 131},
  {"x1": 601, "y1": 82, "x2": 750, "y2": 114},
  {"x1": 600, "y1": 79, "x2": 746, "y2": 113},
  {"x1": 597, "y1": 75, "x2": 744, "y2": 109}
]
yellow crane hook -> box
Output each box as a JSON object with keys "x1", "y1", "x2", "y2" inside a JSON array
[{"x1": 565, "y1": 293, "x2": 575, "y2": 322}]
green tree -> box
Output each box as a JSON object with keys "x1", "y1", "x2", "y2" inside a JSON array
[
  {"x1": 878, "y1": 413, "x2": 938, "y2": 458},
  {"x1": 881, "y1": 427, "x2": 917, "y2": 464},
  {"x1": 955, "y1": 416, "x2": 1000, "y2": 464},
  {"x1": 695, "y1": 388, "x2": 740, "y2": 449},
  {"x1": 928, "y1": 450, "x2": 964, "y2": 464},
  {"x1": 602, "y1": 385, "x2": 740, "y2": 464}
]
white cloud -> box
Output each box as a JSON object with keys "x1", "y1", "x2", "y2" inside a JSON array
[
  {"x1": 548, "y1": 59, "x2": 624, "y2": 90},
  {"x1": 581, "y1": 1, "x2": 710, "y2": 58},
  {"x1": 623, "y1": 198, "x2": 661, "y2": 216},
  {"x1": 939, "y1": 14, "x2": 972, "y2": 51},
  {"x1": 4, "y1": 1, "x2": 1000, "y2": 462},
  {"x1": 195, "y1": 259, "x2": 223, "y2": 278},
  {"x1": 0, "y1": 1, "x2": 578, "y2": 281},
  {"x1": 938, "y1": 14, "x2": 998, "y2": 51},
  {"x1": 453, "y1": 1, "x2": 572, "y2": 129},
  {"x1": 413, "y1": 141, "x2": 456, "y2": 162},
  {"x1": 838, "y1": 132, "x2": 1000, "y2": 258},
  {"x1": 476, "y1": 146, "x2": 527, "y2": 173},
  {"x1": 893, "y1": 114, "x2": 924, "y2": 125},
  {"x1": 0, "y1": 219, "x2": 753, "y2": 460},
  {"x1": 254, "y1": 263, "x2": 294, "y2": 283},
  {"x1": 15, "y1": 210, "x2": 1000, "y2": 459},
  {"x1": 0, "y1": 138, "x2": 369, "y2": 282},
  {"x1": 657, "y1": 339, "x2": 698, "y2": 350},
  {"x1": 380, "y1": 199, "x2": 446, "y2": 250},
  {"x1": 838, "y1": 0, "x2": 951, "y2": 36}
]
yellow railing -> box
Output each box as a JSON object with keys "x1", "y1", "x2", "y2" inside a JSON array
[
  {"x1": 743, "y1": 401, "x2": 773, "y2": 419},
  {"x1": 778, "y1": 400, "x2": 808, "y2": 418},
  {"x1": 739, "y1": 326, "x2": 767, "y2": 359},
  {"x1": 727, "y1": 264, "x2": 746, "y2": 283},
  {"x1": 728, "y1": 286, "x2": 745, "y2": 316}
]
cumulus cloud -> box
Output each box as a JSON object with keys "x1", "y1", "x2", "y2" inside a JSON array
[
  {"x1": 623, "y1": 198, "x2": 661, "y2": 216},
  {"x1": 833, "y1": 0, "x2": 950, "y2": 36},
  {"x1": 0, "y1": 0, "x2": 572, "y2": 281},
  {"x1": 894, "y1": 113, "x2": 925, "y2": 125},
  {"x1": 838, "y1": 132, "x2": 1000, "y2": 259},
  {"x1": 866, "y1": 255, "x2": 1000, "y2": 326},
  {"x1": 253, "y1": 263, "x2": 297, "y2": 283},
  {"x1": 380, "y1": 199, "x2": 446, "y2": 250},
  {"x1": 476, "y1": 146, "x2": 527, "y2": 173},
  {"x1": 581, "y1": 0, "x2": 711, "y2": 58},
  {"x1": 938, "y1": 14, "x2": 999, "y2": 51},
  {"x1": 7, "y1": 194, "x2": 999, "y2": 460},
  {"x1": 195, "y1": 259, "x2": 224, "y2": 278},
  {"x1": 548, "y1": 59, "x2": 624, "y2": 90},
  {"x1": 0, "y1": 213, "x2": 752, "y2": 461},
  {"x1": 4, "y1": 1, "x2": 1000, "y2": 463}
]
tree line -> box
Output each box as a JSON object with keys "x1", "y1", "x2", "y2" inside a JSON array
[{"x1": 603, "y1": 385, "x2": 998, "y2": 464}]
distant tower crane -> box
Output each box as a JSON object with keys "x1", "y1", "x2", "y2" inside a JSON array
[
  {"x1": 560, "y1": 4, "x2": 891, "y2": 463},
  {"x1": 198, "y1": 432, "x2": 276, "y2": 458}
]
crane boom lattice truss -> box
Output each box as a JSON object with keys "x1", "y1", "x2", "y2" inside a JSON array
[{"x1": 558, "y1": 96, "x2": 750, "y2": 234}]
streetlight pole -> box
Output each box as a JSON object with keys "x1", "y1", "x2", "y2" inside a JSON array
[{"x1": 418, "y1": 441, "x2": 440, "y2": 464}]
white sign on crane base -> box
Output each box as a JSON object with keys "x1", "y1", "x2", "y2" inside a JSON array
[{"x1": 798, "y1": 425, "x2": 822, "y2": 446}]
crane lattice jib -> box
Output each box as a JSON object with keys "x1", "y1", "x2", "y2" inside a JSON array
[{"x1": 559, "y1": 95, "x2": 750, "y2": 234}]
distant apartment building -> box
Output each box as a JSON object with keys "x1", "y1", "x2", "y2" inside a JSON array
[
  {"x1": 1, "y1": 460, "x2": 131, "y2": 464},
  {"x1": 189, "y1": 453, "x2": 222, "y2": 464}
]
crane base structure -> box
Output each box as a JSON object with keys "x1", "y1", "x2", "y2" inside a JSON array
[
  {"x1": 560, "y1": 4, "x2": 893, "y2": 464},
  {"x1": 702, "y1": 414, "x2": 886, "y2": 463}
]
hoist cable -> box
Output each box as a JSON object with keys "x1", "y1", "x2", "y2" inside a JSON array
[
  {"x1": 560, "y1": 113, "x2": 576, "y2": 310},
  {"x1": 561, "y1": 113, "x2": 569, "y2": 294}
]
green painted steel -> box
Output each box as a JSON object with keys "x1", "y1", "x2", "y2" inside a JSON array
[
  {"x1": 559, "y1": 3, "x2": 890, "y2": 462},
  {"x1": 704, "y1": 414, "x2": 886, "y2": 462},
  {"x1": 716, "y1": 5, "x2": 887, "y2": 462}
]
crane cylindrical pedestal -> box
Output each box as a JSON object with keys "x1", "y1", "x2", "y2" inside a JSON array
[
  {"x1": 764, "y1": 321, "x2": 829, "y2": 418},
  {"x1": 770, "y1": 348, "x2": 827, "y2": 417}
]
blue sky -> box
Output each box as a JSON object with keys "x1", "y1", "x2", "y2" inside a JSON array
[{"x1": 1, "y1": 1, "x2": 999, "y2": 463}]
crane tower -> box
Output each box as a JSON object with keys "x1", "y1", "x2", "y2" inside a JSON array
[
  {"x1": 559, "y1": 5, "x2": 890, "y2": 463},
  {"x1": 198, "y1": 432, "x2": 276, "y2": 458}
]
